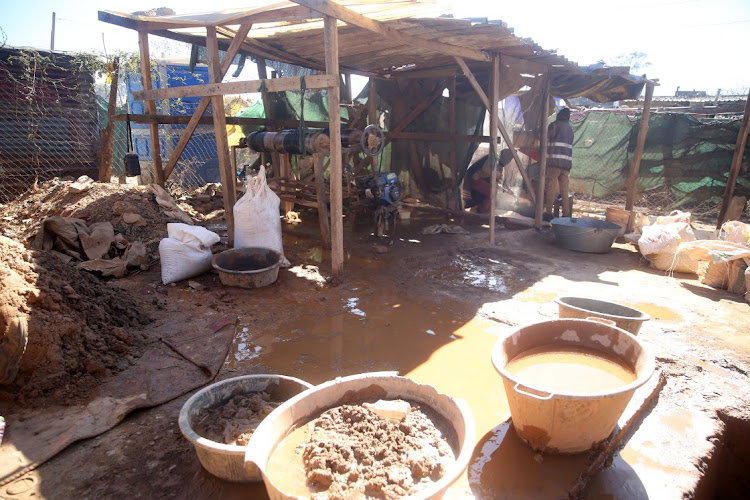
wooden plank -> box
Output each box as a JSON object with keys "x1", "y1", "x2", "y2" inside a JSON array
[
  {"x1": 206, "y1": 26, "x2": 236, "y2": 246},
  {"x1": 134, "y1": 73, "x2": 338, "y2": 101},
  {"x1": 113, "y1": 113, "x2": 330, "y2": 129},
  {"x1": 489, "y1": 54, "x2": 500, "y2": 244},
  {"x1": 455, "y1": 55, "x2": 536, "y2": 203},
  {"x1": 162, "y1": 22, "x2": 252, "y2": 181},
  {"x1": 534, "y1": 74, "x2": 551, "y2": 228},
  {"x1": 716, "y1": 86, "x2": 750, "y2": 229},
  {"x1": 138, "y1": 31, "x2": 165, "y2": 186},
  {"x1": 290, "y1": 0, "x2": 489, "y2": 62},
  {"x1": 98, "y1": 57, "x2": 119, "y2": 182},
  {"x1": 625, "y1": 81, "x2": 655, "y2": 232},
  {"x1": 314, "y1": 153, "x2": 332, "y2": 247},
  {"x1": 279, "y1": 154, "x2": 295, "y2": 214},
  {"x1": 325, "y1": 14, "x2": 344, "y2": 282}
]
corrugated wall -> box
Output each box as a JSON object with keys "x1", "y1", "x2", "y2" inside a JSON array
[{"x1": 0, "y1": 47, "x2": 100, "y2": 201}]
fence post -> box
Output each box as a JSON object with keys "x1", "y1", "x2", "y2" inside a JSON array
[{"x1": 625, "y1": 81, "x2": 655, "y2": 232}]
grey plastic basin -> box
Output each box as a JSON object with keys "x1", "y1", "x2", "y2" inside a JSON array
[{"x1": 551, "y1": 217, "x2": 621, "y2": 253}]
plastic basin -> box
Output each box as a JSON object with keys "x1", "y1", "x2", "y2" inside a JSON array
[
  {"x1": 212, "y1": 247, "x2": 280, "y2": 288},
  {"x1": 178, "y1": 374, "x2": 313, "y2": 482},
  {"x1": 605, "y1": 206, "x2": 632, "y2": 237},
  {"x1": 244, "y1": 372, "x2": 476, "y2": 500},
  {"x1": 555, "y1": 296, "x2": 650, "y2": 335},
  {"x1": 550, "y1": 217, "x2": 621, "y2": 253},
  {"x1": 491, "y1": 319, "x2": 654, "y2": 454}
]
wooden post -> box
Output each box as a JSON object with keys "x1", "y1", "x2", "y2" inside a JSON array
[
  {"x1": 206, "y1": 26, "x2": 236, "y2": 246},
  {"x1": 314, "y1": 153, "x2": 332, "y2": 247},
  {"x1": 343, "y1": 73, "x2": 352, "y2": 102},
  {"x1": 99, "y1": 57, "x2": 119, "y2": 182},
  {"x1": 454, "y1": 56, "x2": 535, "y2": 203},
  {"x1": 279, "y1": 154, "x2": 294, "y2": 214},
  {"x1": 325, "y1": 15, "x2": 344, "y2": 282},
  {"x1": 449, "y1": 75, "x2": 457, "y2": 186},
  {"x1": 716, "y1": 86, "x2": 750, "y2": 228},
  {"x1": 534, "y1": 73, "x2": 551, "y2": 228},
  {"x1": 137, "y1": 31, "x2": 165, "y2": 186},
  {"x1": 489, "y1": 54, "x2": 500, "y2": 244},
  {"x1": 162, "y1": 23, "x2": 252, "y2": 181},
  {"x1": 625, "y1": 81, "x2": 655, "y2": 232},
  {"x1": 368, "y1": 77, "x2": 377, "y2": 173},
  {"x1": 256, "y1": 58, "x2": 282, "y2": 180}
]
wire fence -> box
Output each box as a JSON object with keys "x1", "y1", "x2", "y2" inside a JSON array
[{"x1": 0, "y1": 47, "x2": 101, "y2": 202}]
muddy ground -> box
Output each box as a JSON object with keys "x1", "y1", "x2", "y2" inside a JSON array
[{"x1": 0, "y1": 181, "x2": 749, "y2": 499}]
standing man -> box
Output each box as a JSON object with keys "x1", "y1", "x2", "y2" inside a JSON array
[{"x1": 544, "y1": 107, "x2": 574, "y2": 220}]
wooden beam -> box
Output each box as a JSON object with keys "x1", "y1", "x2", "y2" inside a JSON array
[
  {"x1": 489, "y1": 54, "x2": 500, "y2": 244},
  {"x1": 113, "y1": 113, "x2": 330, "y2": 128},
  {"x1": 162, "y1": 22, "x2": 253, "y2": 181},
  {"x1": 134, "y1": 74, "x2": 338, "y2": 101},
  {"x1": 716, "y1": 86, "x2": 750, "y2": 229},
  {"x1": 290, "y1": 0, "x2": 489, "y2": 62},
  {"x1": 454, "y1": 56, "x2": 536, "y2": 203},
  {"x1": 534, "y1": 74, "x2": 551, "y2": 228},
  {"x1": 368, "y1": 77, "x2": 377, "y2": 173},
  {"x1": 138, "y1": 31, "x2": 165, "y2": 186},
  {"x1": 449, "y1": 75, "x2": 457, "y2": 185},
  {"x1": 256, "y1": 58, "x2": 282, "y2": 182},
  {"x1": 99, "y1": 57, "x2": 119, "y2": 182},
  {"x1": 325, "y1": 15, "x2": 344, "y2": 282},
  {"x1": 625, "y1": 81, "x2": 655, "y2": 232},
  {"x1": 206, "y1": 26, "x2": 236, "y2": 246},
  {"x1": 314, "y1": 153, "x2": 332, "y2": 247}
]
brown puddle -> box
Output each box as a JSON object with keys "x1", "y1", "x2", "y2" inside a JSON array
[
  {"x1": 227, "y1": 290, "x2": 511, "y2": 458},
  {"x1": 468, "y1": 421, "x2": 591, "y2": 498},
  {"x1": 623, "y1": 302, "x2": 682, "y2": 322},
  {"x1": 517, "y1": 289, "x2": 558, "y2": 304}
]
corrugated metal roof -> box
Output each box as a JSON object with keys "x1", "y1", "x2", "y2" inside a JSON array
[
  {"x1": 99, "y1": 0, "x2": 578, "y2": 77},
  {"x1": 98, "y1": 0, "x2": 649, "y2": 102}
]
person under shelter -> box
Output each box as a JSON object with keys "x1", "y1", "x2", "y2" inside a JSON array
[
  {"x1": 544, "y1": 107, "x2": 574, "y2": 220},
  {"x1": 465, "y1": 149, "x2": 514, "y2": 213}
]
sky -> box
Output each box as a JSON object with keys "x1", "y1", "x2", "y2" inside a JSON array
[{"x1": 2, "y1": 0, "x2": 749, "y2": 97}]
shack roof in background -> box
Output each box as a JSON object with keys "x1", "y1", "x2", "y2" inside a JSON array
[{"x1": 98, "y1": 0, "x2": 650, "y2": 103}]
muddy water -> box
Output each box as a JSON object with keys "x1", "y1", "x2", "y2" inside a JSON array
[
  {"x1": 229, "y1": 290, "x2": 507, "y2": 414},
  {"x1": 229, "y1": 288, "x2": 510, "y2": 473},
  {"x1": 265, "y1": 420, "x2": 316, "y2": 497},
  {"x1": 623, "y1": 301, "x2": 682, "y2": 322},
  {"x1": 505, "y1": 346, "x2": 636, "y2": 394}
]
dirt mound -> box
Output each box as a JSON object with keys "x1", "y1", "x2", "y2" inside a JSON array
[
  {"x1": 0, "y1": 179, "x2": 186, "y2": 253},
  {"x1": 0, "y1": 235, "x2": 151, "y2": 407}
]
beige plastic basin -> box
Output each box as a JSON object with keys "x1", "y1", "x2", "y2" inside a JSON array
[
  {"x1": 244, "y1": 372, "x2": 476, "y2": 500},
  {"x1": 178, "y1": 374, "x2": 313, "y2": 482},
  {"x1": 492, "y1": 319, "x2": 654, "y2": 454}
]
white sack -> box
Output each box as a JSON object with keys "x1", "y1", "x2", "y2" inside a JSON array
[
  {"x1": 233, "y1": 166, "x2": 290, "y2": 267},
  {"x1": 160, "y1": 223, "x2": 220, "y2": 285}
]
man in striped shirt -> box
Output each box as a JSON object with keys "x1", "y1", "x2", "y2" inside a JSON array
[{"x1": 544, "y1": 107, "x2": 574, "y2": 219}]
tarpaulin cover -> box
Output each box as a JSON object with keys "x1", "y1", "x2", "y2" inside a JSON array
[
  {"x1": 569, "y1": 111, "x2": 750, "y2": 205},
  {"x1": 551, "y1": 63, "x2": 647, "y2": 103}
]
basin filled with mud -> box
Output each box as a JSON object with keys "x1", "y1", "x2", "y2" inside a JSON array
[
  {"x1": 179, "y1": 374, "x2": 313, "y2": 482},
  {"x1": 212, "y1": 247, "x2": 281, "y2": 288},
  {"x1": 492, "y1": 319, "x2": 654, "y2": 454},
  {"x1": 244, "y1": 373, "x2": 475, "y2": 499},
  {"x1": 555, "y1": 296, "x2": 650, "y2": 335}
]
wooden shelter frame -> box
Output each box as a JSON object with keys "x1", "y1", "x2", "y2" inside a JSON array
[{"x1": 99, "y1": 0, "x2": 654, "y2": 282}]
